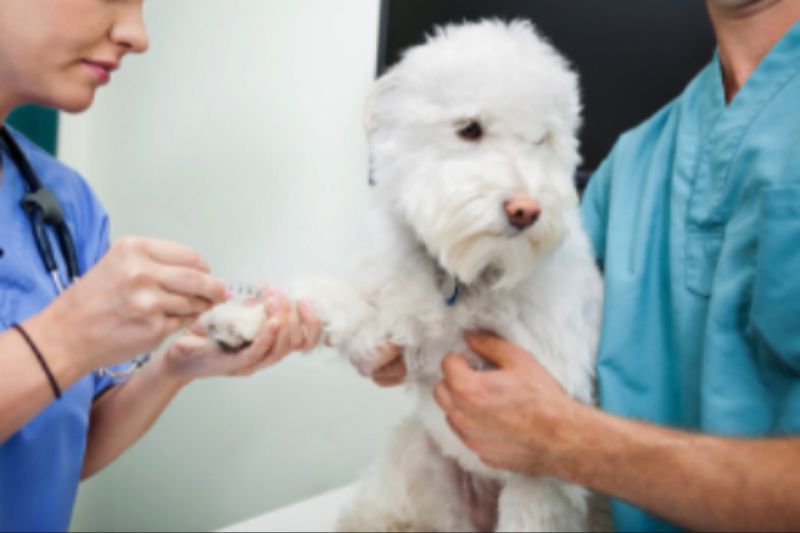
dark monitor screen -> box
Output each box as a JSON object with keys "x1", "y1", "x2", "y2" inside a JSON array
[{"x1": 378, "y1": 0, "x2": 716, "y2": 179}]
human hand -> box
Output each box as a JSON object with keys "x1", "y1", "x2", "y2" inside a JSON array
[
  {"x1": 433, "y1": 333, "x2": 588, "y2": 477},
  {"x1": 370, "y1": 344, "x2": 407, "y2": 387},
  {"x1": 162, "y1": 288, "x2": 322, "y2": 382},
  {"x1": 29, "y1": 237, "x2": 227, "y2": 374}
]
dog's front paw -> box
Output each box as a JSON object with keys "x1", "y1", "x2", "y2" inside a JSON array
[{"x1": 200, "y1": 302, "x2": 266, "y2": 352}]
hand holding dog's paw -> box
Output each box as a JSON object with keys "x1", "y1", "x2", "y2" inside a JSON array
[
  {"x1": 165, "y1": 288, "x2": 324, "y2": 381},
  {"x1": 162, "y1": 318, "x2": 281, "y2": 381},
  {"x1": 201, "y1": 301, "x2": 267, "y2": 352}
]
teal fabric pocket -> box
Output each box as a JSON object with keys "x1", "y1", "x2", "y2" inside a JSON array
[{"x1": 750, "y1": 185, "x2": 800, "y2": 373}]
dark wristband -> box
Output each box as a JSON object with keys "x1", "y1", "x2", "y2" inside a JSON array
[{"x1": 11, "y1": 323, "x2": 63, "y2": 400}]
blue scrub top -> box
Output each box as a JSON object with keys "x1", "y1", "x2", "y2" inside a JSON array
[
  {"x1": 0, "y1": 129, "x2": 124, "y2": 532},
  {"x1": 581, "y1": 22, "x2": 800, "y2": 532}
]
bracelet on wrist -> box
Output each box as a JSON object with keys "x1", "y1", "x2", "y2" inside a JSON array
[{"x1": 11, "y1": 323, "x2": 63, "y2": 400}]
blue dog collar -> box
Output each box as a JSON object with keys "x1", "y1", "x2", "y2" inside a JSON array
[{"x1": 443, "y1": 274, "x2": 462, "y2": 307}]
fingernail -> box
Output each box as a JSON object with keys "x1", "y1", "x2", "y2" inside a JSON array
[
  {"x1": 299, "y1": 299, "x2": 316, "y2": 313},
  {"x1": 267, "y1": 297, "x2": 281, "y2": 314}
]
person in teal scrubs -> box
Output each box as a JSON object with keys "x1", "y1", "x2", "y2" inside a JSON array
[
  {"x1": 412, "y1": 0, "x2": 800, "y2": 530},
  {"x1": 0, "y1": 2, "x2": 321, "y2": 531}
]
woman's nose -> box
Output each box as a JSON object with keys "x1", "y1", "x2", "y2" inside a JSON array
[
  {"x1": 111, "y1": 3, "x2": 149, "y2": 54},
  {"x1": 504, "y1": 196, "x2": 542, "y2": 230}
]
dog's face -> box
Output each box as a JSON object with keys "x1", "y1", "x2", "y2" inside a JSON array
[{"x1": 367, "y1": 20, "x2": 582, "y2": 289}]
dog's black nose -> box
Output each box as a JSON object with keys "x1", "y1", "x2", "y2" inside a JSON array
[{"x1": 504, "y1": 197, "x2": 541, "y2": 230}]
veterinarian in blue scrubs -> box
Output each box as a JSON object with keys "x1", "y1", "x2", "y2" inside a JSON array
[
  {"x1": 0, "y1": 2, "x2": 320, "y2": 531},
  {"x1": 421, "y1": 1, "x2": 800, "y2": 531}
]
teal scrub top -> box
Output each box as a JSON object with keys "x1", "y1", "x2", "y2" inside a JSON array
[{"x1": 581, "y1": 22, "x2": 800, "y2": 532}]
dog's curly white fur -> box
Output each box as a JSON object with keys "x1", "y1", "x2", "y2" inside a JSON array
[
  {"x1": 205, "y1": 19, "x2": 603, "y2": 532},
  {"x1": 299, "y1": 21, "x2": 602, "y2": 531}
]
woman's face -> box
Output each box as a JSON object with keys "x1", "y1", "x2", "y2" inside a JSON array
[{"x1": 0, "y1": 0, "x2": 148, "y2": 113}]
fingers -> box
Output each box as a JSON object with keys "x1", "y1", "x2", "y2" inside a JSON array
[
  {"x1": 286, "y1": 300, "x2": 304, "y2": 349},
  {"x1": 162, "y1": 315, "x2": 201, "y2": 336},
  {"x1": 175, "y1": 287, "x2": 323, "y2": 379},
  {"x1": 136, "y1": 237, "x2": 210, "y2": 272},
  {"x1": 157, "y1": 265, "x2": 227, "y2": 304},
  {"x1": 373, "y1": 356, "x2": 407, "y2": 387},
  {"x1": 374, "y1": 343, "x2": 404, "y2": 370},
  {"x1": 244, "y1": 319, "x2": 283, "y2": 366},
  {"x1": 267, "y1": 290, "x2": 303, "y2": 352},
  {"x1": 159, "y1": 293, "x2": 215, "y2": 317},
  {"x1": 436, "y1": 379, "x2": 482, "y2": 446},
  {"x1": 230, "y1": 296, "x2": 323, "y2": 377},
  {"x1": 435, "y1": 379, "x2": 480, "y2": 434},
  {"x1": 170, "y1": 331, "x2": 210, "y2": 353},
  {"x1": 465, "y1": 332, "x2": 529, "y2": 370},
  {"x1": 445, "y1": 413, "x2": 471, "y2": 445},
  {"x1": 438, "y1": 354, "x2": 484, "y2": 416},
  {"x1": 297, "y1": 301, "x2": 322, "y2": 351},
  {"x1": 371, "y1": 344, "x2": 407, "y2": 387},
  {"x1": 232, "y1": 319, "x2": 282, "y2": 374},
  {"x1": 187, "y1": 320, "x2": 207, "y2": 336},
  {"x1": 441, "y1": 352, "x2": 476, "y2": 386},
  {"x1": 267, "y1": 315, "x2": 294, "y2": 362},
  {"x1": 434, "y1": 380, "x2": 456, "y2": 412},
  {"x1": 267, "y1": 291, "x2": 322, "y2": 352}
]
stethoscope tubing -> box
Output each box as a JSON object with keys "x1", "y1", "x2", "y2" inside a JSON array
[{"x1": 1, "y1": 126, "x2": 148, "y2": 380}]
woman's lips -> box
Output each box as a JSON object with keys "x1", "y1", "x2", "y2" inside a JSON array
[{"x1": 82, "y1": 60, "x2": 117, "y2": 84}]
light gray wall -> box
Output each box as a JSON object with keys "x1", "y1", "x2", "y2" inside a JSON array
[{"x1": 61, "y1": 1, "x2": 411, "y2": 530}]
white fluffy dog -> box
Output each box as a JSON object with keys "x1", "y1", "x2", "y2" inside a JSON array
[{"x1": 205, "y1": 19, "x2": 603, "y2": 532}]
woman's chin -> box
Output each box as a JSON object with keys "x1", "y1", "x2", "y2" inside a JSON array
[
  {"x1": 39, "y1": 85, "x2": 97, "y2": 114},
  {"x1": 59, "y1": 93, "x2": 96, "y2": 114}
]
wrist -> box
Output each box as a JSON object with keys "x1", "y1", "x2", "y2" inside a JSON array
[
  {"x1": 24, "y1": 310, "x2": 95, "y2": 384},
  {"x1": 546, "y1": 400, "x2": 605, "y2": 482},
  {"x1": 154, "y1": 348, "x2": 194, "y2": 390}
]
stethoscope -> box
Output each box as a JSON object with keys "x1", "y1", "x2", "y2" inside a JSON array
[{"x1": 1, "y1": 126, "x2": 149, "y2": 380}]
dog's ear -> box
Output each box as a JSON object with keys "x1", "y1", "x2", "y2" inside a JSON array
[{"x1": 364, "y1": 71, "x2": 399, "y2": 140}]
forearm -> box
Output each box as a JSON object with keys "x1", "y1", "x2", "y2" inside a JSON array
[
  {"x1": 0, "y1": 314, "x2": 93, "y2": 443},
  {"x1": 82, "y1": 355, "x2": 189, "y2": 479},
  {"x1": 556, "y1": 406, "x2": 800, "y2": 531}
]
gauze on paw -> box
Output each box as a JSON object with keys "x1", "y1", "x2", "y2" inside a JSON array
[{"x1": 200, "y1": 302, "x2": 266, "y2": 352}]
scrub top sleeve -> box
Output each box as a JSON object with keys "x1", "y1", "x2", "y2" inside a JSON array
[
  {"x1": 749, "y1": 185, "x2": 800, "y2": 373},
  {"x1": 580, "y1": 155, "x2": 614, "y2": 269}
]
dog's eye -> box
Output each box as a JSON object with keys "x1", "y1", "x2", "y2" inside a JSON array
[{"x1": 458, "y1": 121, "x2": 484, "y2": 142}]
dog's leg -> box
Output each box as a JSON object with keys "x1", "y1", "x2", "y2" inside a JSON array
[
  {"x1": 337, "y1": 417, "x2": 476, "y2": 533},
  {"x1": 495, "y1": 475, "x2": 588, "y2": 533},
  {"x1": 290, "y1": 275, "x2": 395, "y2": 375}
]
